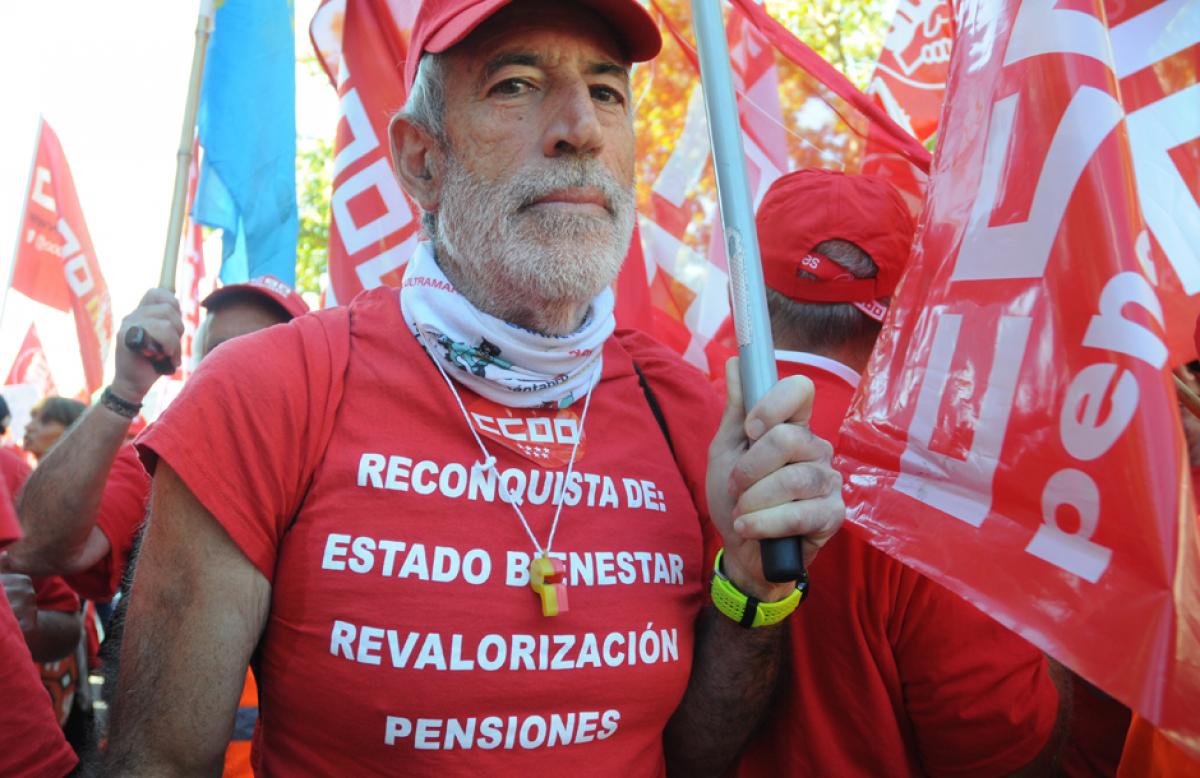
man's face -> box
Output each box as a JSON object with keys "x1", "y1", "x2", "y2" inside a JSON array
[{"x1": 432, "y1": 0, "x2": 637, "y2": 315}]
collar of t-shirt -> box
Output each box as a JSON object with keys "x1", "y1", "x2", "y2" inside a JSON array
[
  {"x1": 775, "y1": 350, "x2": 861, "y2": 390},
  {"x1": 399, "y1": 242, "x2": 614, "y2": 410}
]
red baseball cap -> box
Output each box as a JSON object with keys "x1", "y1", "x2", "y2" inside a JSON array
[
  {"x1": 201, "y1": 275, "x2": 310, "y2": 321},
  {"x1": 404, "y1": 0, "x2": 662, "y2": 90},
  {"x1": 757, "y1": 169, "x2": 915, "y2": 320}
]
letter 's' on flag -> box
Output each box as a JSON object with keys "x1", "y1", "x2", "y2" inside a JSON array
[
  {"x1": 10, "y1": 120, "x2": 113, "y2": 396},
  {"x1": 194, "y1": 0, "x2": 297, "y2": 286}
]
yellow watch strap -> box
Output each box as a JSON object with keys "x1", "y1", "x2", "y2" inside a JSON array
[{"x1": 710, "y1": 549, "x2": 807, "y2": 628}]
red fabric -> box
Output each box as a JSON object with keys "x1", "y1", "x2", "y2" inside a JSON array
[
  {"x1": 724, "y1": 355, "x2": 1058, "y2": 777},
  {"x1": 62, "y1": 444, "x2": 149, "y2": 601},
  {"x1": 0, "y1": 477, "x2": 20, "y2": 548},
  {"x1": 0, "y1": 446, "x2": 32, "y2": 505},
  {"x1": 0, "y1": 581, "x2": 78, "y2": 776},
  {"x1": 1119, "y1": 714, "x2": 1200, "y2": 778},
  {"x1": 404, "y1": 0, "x2": 662, "y2": 89},
  {"x1": 137, "y1": 287, "x2": 720, "y2": 774},
  {"x1": 5, "y1": 323, "x2": 58, "y2": 397},
  {"x1": 757, "y1": 169, "x2": 915, "y2": 302},
  {"x1": 11, "y1": 120, "x2": 113, "y2": 395},
  {"x1": 32, "y1": 575, "x2": 80, "y2": 614},
  {"x1": 1061, "y1": 680, "x2": 1131, "y2": 777}
]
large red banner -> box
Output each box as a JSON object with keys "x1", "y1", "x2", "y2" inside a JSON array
[
  {"x1": 11, "y1": 120, "x2": 113, "y2": 395},
  {"x1": 837, "y1": 0, "x2": 1199, "y2": 755},
  {"x1": 5, "y1": 323, "x2": 57, "y2": 398},
  {"x1": 310, "y1": 0, "x2": 421, "y2": 306}
]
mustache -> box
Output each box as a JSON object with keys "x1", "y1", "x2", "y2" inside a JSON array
[{"x1": 508, "y1": 160, "x2": 631, "y2": 217}]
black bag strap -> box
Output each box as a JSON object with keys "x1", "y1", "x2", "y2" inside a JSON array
[{"x1": 633, "y1": 361, "x2": 676, "y2": 460}]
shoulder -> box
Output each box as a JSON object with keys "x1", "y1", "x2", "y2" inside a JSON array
[{"x1": 614, "y1": 329, "x2": 720, "y2": 412}]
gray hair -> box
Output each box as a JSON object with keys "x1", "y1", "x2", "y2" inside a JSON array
[
  {"x1": 766, "y1": 239, "x2": 882, "y2": 354},
  {"x1": 396, "y1": 53, "x2": 448, "y2": 239}
]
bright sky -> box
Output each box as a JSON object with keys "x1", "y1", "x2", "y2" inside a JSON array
[{"x1": 0, "y1": 0, "x2": 337, "y2": 405}]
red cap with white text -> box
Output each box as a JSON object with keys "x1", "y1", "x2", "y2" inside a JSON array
[
  {"x1": 757, "y1": 168, "x2": 915, "y2": 322},
  {"x1": 404, "y1": 0, "x2": 662, "y2": 90}
]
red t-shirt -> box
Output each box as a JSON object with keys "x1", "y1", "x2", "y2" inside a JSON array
[
  {"x1": 728, "y1": 352, "x2": 1059, "y2": 777},
  {"x1": 33, "y1": 574, "x2": 81, "y2": 614},
  {"x1": 0, "y1": 446, "x2": 32, "y2": 501},
  {"x1": 138, "y1": 288, "x2": 720, "y2": 775},
  {"x1": 63, "y1": 443, "x2": 150, "y2": 600},
  {"x1": 0, "y1": 481, "x2": 78, "y2": 778}
]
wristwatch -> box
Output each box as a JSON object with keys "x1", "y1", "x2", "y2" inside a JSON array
[{"x1": 710, "y1": 548, "x2": 807, "y2": 628}]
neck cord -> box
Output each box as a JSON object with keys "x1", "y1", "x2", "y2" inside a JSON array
[{"x1": 417, "y1": 328, "x2": 599, "y2": 557}]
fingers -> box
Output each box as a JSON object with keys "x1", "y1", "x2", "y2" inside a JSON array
[
  {"x1": 730, "y1": 419, "x2": 833, "y2": 497},
  {"x1": 733, "y1": 458, "x2": 841, "y2": 520},
  {"x1": 744, "y1": 374, "x2": 815, "y2": 440},
  {"x1": 120, "y1": 290, "x2": 185, "y2": 361},
  {"x1": 729, "y1": 491, "x2": 845, "y2": 560}
]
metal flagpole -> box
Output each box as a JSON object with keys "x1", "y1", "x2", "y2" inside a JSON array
[
  {"x1": 0, "y1": 116, "x2": 45, "y2": 338},
  {"x1": 690, "y1": 0, "x2": 805, "y2": 583},
  {"x1": 125, "y1": 0, "x2": 216, "y2": 373}
]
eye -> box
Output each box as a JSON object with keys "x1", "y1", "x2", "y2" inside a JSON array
[
  {"x1": 489, "y1": 77, "x2": 536, "y2": 97},
  {"x1": 590, "y1": 84, "x2": 626, "y2": 106}
]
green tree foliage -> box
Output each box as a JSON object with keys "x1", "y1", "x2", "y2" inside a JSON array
[
  {"x1": 295, "y1": 133, "x2": 332, "y2": 296},
  {"x1": 767, "y1": 0, "x2": 891, "y2": 92}
]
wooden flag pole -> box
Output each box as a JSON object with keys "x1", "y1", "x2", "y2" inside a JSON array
[
  {"x1": 690, "y1": 0, "x2": 804, "y2": 583},
  {"x1": 126, "y1": 0, "x2": 215, "y2": 374},
  {"x1": 160, "y1": 0, "x2": 216, "y2": 292}
]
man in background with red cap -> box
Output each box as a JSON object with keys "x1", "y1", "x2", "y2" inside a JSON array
[
  {"x1": 106, "y1": 0, "x2": 843, "y2": 774},
  {"x1": 1, "y1": 276, "x2": 308, "y2": 776},
  {"x1": 726, "y1": 168, "x2": 1064, "y2": 776}
]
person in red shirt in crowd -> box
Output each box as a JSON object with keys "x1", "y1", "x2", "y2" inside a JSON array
[
  {"x1": 104, "y1": 1, "x2": 844, "y2": 774},
  {"x1": 720, "y1": 168, "x2": 1066, "y2": 777},
  {"x1": 2, "y1": 276, "x2": 309, "y2": 777},
  {"x1": 0, "y1": 479, "x2": 78, "y2": 778}
]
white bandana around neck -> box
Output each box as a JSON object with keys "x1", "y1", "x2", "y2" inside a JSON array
[{"x1": 400, "y1": 242, "x2": 614, "y2": 409}]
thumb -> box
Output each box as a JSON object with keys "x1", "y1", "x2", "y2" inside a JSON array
[{"x1": 712, "y1": 357, "x2": 749, "y2": 458}]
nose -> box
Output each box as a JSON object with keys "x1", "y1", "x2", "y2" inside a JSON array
[{"x1": 542, "y1": 80, "x2": 604, "y2": 159}]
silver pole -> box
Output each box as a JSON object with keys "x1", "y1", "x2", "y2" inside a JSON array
[{"x1": 691, "y1": 0, "x2": 804, "y2": 583}]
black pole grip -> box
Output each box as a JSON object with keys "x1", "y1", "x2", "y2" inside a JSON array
[
  {"x1": 760, "y1": 536, "x2": 806, "y2": 584},
  {"x1": 123, "y1": 326, "x2": 175, "y2": 376}
]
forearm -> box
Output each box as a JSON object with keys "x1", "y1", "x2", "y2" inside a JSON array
[
  {"x1": 663, "y1": 607, "x2": 786, "y2": 777},
  {"x1": 7, "y1": 403, "x2": 130, "y2": 573},
  {"x1": 24, "y1": 609, "x2": 82, "y2": 663}
]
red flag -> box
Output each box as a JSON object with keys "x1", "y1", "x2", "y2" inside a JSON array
[
  {"x1": 310, "y1": 0, "x2": 421, "y2": 306},
  {"x1": 837, "y1": 0, "x2": 1198, "y2": 755},
  {"x1": 10, "y1": 121, "x2": 113, "y2": 395},
  {"x1": 867, "y1": 0, "x2": 954, "y2": 145},
  {"x1": 5, "y1": 323, "x2": 57, "y2": 398},
  {"x1": 623, "y1": 0, "x2": 930, "y2": 373}
]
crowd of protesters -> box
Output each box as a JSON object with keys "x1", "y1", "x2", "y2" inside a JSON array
[{"x1": 0, "y1": 0, "x2": 1195, "y2": 776}]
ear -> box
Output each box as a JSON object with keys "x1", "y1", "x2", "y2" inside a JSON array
[{"x1": 389, "y1": 114, "x2": 444, "y2": 214}]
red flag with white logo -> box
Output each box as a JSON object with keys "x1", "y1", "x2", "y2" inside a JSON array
[
  {"x1": 10, "y1": 120, "x2": 113, "y2": 395},
  {"x1": 310, "y1": 0, "x2": 421, "y2": 307},
  {"x1": 5, "y1": 323, "x2": 57, "y2": 398},
  {"x1": 867, "y1": 0, "x2": 954, "y2": 145},
  {"x1": 837, "y1": 0, "x2": 1199, "y2": 755}
]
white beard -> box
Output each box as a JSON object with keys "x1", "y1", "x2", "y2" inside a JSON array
[{"x1": 433, "y1": 152, "x2": 636, "y2": 324}]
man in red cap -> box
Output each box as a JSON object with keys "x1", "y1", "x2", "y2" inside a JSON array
[
  {"x1": 2, "y1": 276, "x2": 308, "y2": 776},
  {"x1": 725, "y1": 168, "x2": 1064, "y2": 776},
  {"x1": 107, "y1": 1, "x2": 844, "y2": 774}
]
